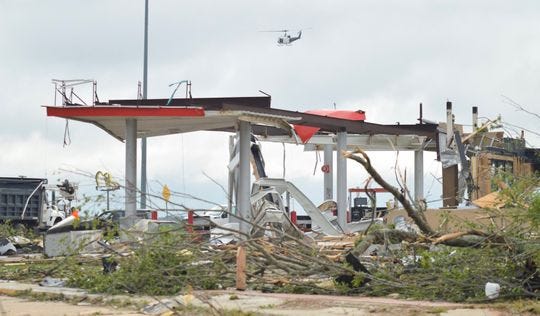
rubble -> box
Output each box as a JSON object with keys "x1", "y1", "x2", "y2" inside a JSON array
[
  {"x1": 39, "y1": 277, "x2": 66, "y2": 287},
  {"x1": 141, "y1": 298, "x2": 185, "y2": 315},
  {"x1": 210, "y1": 222, "x2": 240, "y2": 245},
  {"x1": 0, "y1": 237, "x2": 16, "y2": 255},
  {"x1": 44, "y1": 230, "x2": 103, "y2": 257},
  {"x1": 0, "y1": 147, "x2": 536, "y2": 304}
]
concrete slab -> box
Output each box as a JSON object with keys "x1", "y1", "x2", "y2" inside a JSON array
[
  {"x1": 0, "y1": 280, "x2": 516, "y2": 316},
  {"x1": 0, "y1": 295, "x2": 143, "y2": 316},
  {"x1": 44, "y1": 230, "x2": 103, "y2": 257}
]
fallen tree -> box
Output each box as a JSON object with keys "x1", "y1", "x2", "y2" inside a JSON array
[
  {"x1": 344, "y1": 148, "x2": 539, "y2": 299},
  {"x1": 21, "y1": 164, "x2": 537, "y2": 303},
  {"x1": 345, "y1": 148, "x2": 523, "y2": 247}
]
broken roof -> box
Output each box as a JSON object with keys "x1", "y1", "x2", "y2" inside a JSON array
[{"x1": 45, "y1": 96, "x2": 438, "y2": 144}]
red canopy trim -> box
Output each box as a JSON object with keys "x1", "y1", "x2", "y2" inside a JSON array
[{"x1": 293, "y1": 110, "x2": 366, "y2": 143}]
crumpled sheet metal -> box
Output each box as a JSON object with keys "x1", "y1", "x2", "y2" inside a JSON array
[
  {"x1": 440, "y1": 149, "x2": 460, "y2": 168},
  {"x1": 0, "y1": 238, "x2": 16, "y2": 255}
]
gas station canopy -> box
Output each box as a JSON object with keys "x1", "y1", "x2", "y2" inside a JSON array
[
  {"x1": 45, "y1": 95, "x2": 439, "y2": 231},
  {"x1": 45, "y1": 96, "x2": 439, "y2": 146}
]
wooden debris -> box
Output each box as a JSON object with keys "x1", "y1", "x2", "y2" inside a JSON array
[
  {"x1": 236, "y1": 245, "x2": 246, "y2": 291},
  {"x1": 472, "y1": 191, "x2": 505, "y2": 209}
]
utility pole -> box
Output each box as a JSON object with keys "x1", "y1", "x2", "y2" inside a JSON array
[{"x1": 140, "y1": 0, "x2": 149, "y2": 209}]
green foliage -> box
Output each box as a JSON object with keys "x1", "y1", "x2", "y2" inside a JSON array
[
  {"x1": 0, "y1": 262, "x2": 58, "y2": 282},
  {"x1": 528, "y1": 192, "x2": 540, "y2": 230},
  {"x1": 0, "y1": 220, "x2": 18, "y2": 238},
  {"x1": 362, "y1": 246, "x2": 528, "y2": 302},
  {"x1": 496, "y1": 172, "x2": 540, "y2": 209},
  {"x1": 351, "y1": 273, "x2": 365, "y2": 287},
  {"x1": 365, "y1": 223, "x2": 385, "y2": 234},
  {"x1": 0, "y1": 220, "x2": 38, "y2": 240},
  {"x1": 67, "y1": 228, "x2": 233, "y2": 295}
]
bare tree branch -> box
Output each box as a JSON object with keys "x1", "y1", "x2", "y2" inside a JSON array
[{"x1": 344, "y1": 148, "x2": 437, "y2": 236}]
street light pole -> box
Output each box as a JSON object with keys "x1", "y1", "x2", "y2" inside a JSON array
[{"x1": 140, "y1": 0, "x2": 149, "y2": 209}]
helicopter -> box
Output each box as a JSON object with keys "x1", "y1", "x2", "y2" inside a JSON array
[{"x1": 262, "y1": 29, "x2": 304, "y2": 46}]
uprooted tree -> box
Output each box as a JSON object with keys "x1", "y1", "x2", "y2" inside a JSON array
[{"x1": 344, "y1": 148, "x2": 539, "y2": 299}]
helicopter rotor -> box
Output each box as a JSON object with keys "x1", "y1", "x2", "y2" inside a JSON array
[{"x1": 259, "y1": 29, "x2": 290, "y2": 33}]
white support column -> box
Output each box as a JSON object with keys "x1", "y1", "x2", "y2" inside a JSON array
[
  {"x1": 414, "y1": 149, "x2": 424, "y2": 202},
  {"x1": 125, "y1": 119, "x2": 137, "y2": 218},
  {"x1": 323, "y1": 144, "x2": 333, "y2": 201},
  {"x1": 227, "y1": 135, "x2": 235, "y2": 220},
  {"x1": 336, "y1": 129, "x2": 348, "y2": 232},
  {"x1": 238, "y1": 121, "x2": 252, "y2": 234}
]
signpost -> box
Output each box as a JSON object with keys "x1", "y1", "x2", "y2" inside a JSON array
[{"x1": 162, "y1": 184, "x2": 170, "y2": 217}]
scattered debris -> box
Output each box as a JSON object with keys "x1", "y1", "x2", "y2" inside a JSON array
[
  {"x1": 485, "y1": 282, "x2": 501, "y2": 299},
  {"x1": 393, "y1": 216, "x2": 418, "y2": 233},
  {"x1": 44, "y1": 230, "x2": 103, "y2": 257},
  {"x1": 0, "y1": 238, "x2": 16, "y2": 255},
  {"x1": 101, "y1": 256, "x2": 118, "y2": 274},
  {"x1": 8, "y1": 236, "x2": 32, "y2": 246},
  {"x1": 210, "y1": 222, "x2": 240, "y2": 245},
  {"x1": 141, "y1": 299, "x2": 184, "y2": 315},
  {"x1": 334, "y1": 252, "x2": 371, "y2": 286},
  {"x1": 39, "y1": 277, "x2": 66, "y2": 287}
]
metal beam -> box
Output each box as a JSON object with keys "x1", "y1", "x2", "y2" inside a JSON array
[
  {"x1": 261, "y1": 134, "x2": 435, "y2": 152},
  {"x1": 221, "y1": 104, "x2": 438, "y2": 138},
  {"x1": 125, "y1": 119, "x2": 137, "y2": 218},
  {"x1": 414, "y1": 149, "x2": 424, "y2": 202},
  {"x1": 323, "y1": 144, "x2": 333, "y2": 200},
  {"x1": 442, "y1": 101, "x2": 458, "y2": 207},
  {"x1": 108, "y1": 96, "x2": 272, "y2": 109},
  {"x1": 227, "y1": 134, "x2": 236, "y2": 219},
  {"x1": 140, "y1": 0, "x2": 149, "y2": 209},
  {"x1": 336, "y1": 130, "x2": 348, "y2": 232},
  {"x1": 446, "y1": 101, "x2": 453, "y2": 147},
  {"x1": 238, "y1": 121, "x2": 252, "y2": 234},
  {"x1": 141, "y1": 138, "x2": 147, "y2": 208}
]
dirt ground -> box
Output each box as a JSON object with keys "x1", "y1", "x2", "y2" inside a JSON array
[
  {"x1": 0, "y1": 292, "x2": 514, "y2": 316},
  {"x1": 0, "y1": 295, "x2": 144, "y2": 316}
]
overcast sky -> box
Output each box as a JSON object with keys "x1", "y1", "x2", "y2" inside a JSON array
[{"x1": 1, "y1": 1, "x2": 539, "y2": 213}]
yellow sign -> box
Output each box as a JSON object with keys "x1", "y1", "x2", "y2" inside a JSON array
[{"x1": 162, "y1": 185, "x2": 171, "y2": 202}]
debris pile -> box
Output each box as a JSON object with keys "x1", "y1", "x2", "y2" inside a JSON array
[{"x1": 0, "y1": 150, "x2": 538, "y2": 303}]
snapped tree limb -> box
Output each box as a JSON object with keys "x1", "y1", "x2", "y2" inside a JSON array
[{"x1": 343, "y1": 148, "x2": 437, "y2": 236}]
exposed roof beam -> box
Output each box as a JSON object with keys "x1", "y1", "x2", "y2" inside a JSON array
[
  {"x1": 107, "y1": 96, "x2": 271, "y2": 110},
  {"x1": 260, "y1": 134, "x2": 435, "y2": 152}
]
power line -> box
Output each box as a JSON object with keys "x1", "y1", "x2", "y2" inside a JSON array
[
  {"x1": 501, "y1": 95, "x2": 540, "y2": 121},
  {"x1": 502, "y1": 121, "x2": 540, "y2": 137}
]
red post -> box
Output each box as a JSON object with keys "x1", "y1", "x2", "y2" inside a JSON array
[
  {"x1": 290, "y1": 210, "x2": 297, "y2": 226},
  {"x1": 151, "y1": 210, "x2": 158, "y2": 220},
  {"x1": 187, "y1": 210, "x2": 194, "y2": 233}
]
